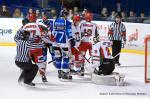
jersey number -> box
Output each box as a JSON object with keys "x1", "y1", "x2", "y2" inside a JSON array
[
  {"x1": 55, "y1": 31, "x2": 64, "y2": 41},
  {"x1": 83, "y1": 29, "x2": 92, "y2": 37}
]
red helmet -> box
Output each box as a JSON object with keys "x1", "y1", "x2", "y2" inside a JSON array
[
  {"x1": 28, "y1": 12, "x2": 37, "y2": 22},
  {"x1": 84, "y1": 12, "x2": 93, "y2": 22},
  {"x1": 73, "y1": 15, "x2": 80, "y2": 23}
]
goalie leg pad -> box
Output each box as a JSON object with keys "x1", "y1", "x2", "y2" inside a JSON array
[{"x1": 92, "y1": 72, "x2": 125, "y2": 86}]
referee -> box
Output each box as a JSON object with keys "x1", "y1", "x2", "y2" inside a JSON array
[
  {"x1": 108, "y1": 14, "x2": 126, "y2": 66},
  {"x1": 14, "y1": 18, "x2": 38, "y2": 86}
]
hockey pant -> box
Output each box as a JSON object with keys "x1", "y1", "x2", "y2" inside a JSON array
[
  {"x1": 29, "y1": 48, "x2": 46, "y2": 76},
  {"x1": 78, "y1": 42, "x2": 92, "y2": 64},
  {"x1": 15, "y1": 61, "x2": 38, "y2": 84},
  {"x1": 99, "y1": 58, "x2": 115, "y2": 75},
  {"x1": 53, "y1": 46, "x2": 70, "y2": 72},
  {"x1": 71, "y1": 47, "x2": 83, "y2": 70}
]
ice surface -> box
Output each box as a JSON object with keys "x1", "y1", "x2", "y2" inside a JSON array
[{"x1": 0, "y1": 46, "x2": 150, "y2": 99}]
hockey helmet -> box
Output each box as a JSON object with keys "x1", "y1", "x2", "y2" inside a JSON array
[
  {"x1": 28, "y1": 12, "x2": 37, "y2": 22},
  {"x1": 73, "y1": 15, "x2": 80, "y2": 23},
  {"x1": 84, "y1": 12, "x2": 93, "y2": 22}
]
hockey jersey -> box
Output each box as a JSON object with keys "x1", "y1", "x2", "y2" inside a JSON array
[
  {"x1": 80, "y1": 21, "x2": 99, "y2": 43},
  {"x1": 38, "y1": 19, "x2": 54, "y2": 44},
  {"x1": 71, "y1": 23, "x2": 81, "y2": 47},
  {"x1": 53, "y1": 17, "x2": 72, "y2": 44},
  {"x1": 23, "y1": 22, "x2": 48, "y2": 36},
  {"x1": 38, "y1": 19, "x2": 54, "y2": 32},
  {"x1": 23, "y1": 22, "x2": 47, "y2": 49},
  {"x1": 91, "y1": 41, "x2": 111, "y2": 67}
]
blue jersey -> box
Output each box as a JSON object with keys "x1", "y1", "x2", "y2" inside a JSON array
[{"x1": 53, "y1": 18, "x2": 72, "y2": 44}]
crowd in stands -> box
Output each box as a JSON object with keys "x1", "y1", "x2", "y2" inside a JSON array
[{"x1": 0, "y1": 4, "x2": 150, "y2": 23}]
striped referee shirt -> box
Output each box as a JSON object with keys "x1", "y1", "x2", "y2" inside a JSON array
[
  {"x1": 108, "y1": 22, "x2": 126, "y2": 41},
  {"x1": 14, "y1": 28, "x2": 30, "y2": 62},
  {"x1": 27, "y1": 36, "x2": 45, "y2": 49}
]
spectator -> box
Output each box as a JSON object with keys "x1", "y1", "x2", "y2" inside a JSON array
[
  {"x1": 137, "y1": 11, "x2": 145, "y2": 23},
  {"x1": 13, "y1": 8, "x2": 23, "y2": 18},
  {"x1": 107, "y1": 10, "x2": 116, "y2": 21},
  {"x1": 121, "y1": 11, "x2": 127, "y2": 22},
  {"x1": 100, "y1": 7, "x2": 109, "y2": 20},
  {"x1": 35, "y1": 9, "x2": 42, "y2": 19},
  {"x1": 73, "y1": 6, "x2": 79, "y2": 15},
  {"x1": 28, "y1": 8, "x2": 33, "y2": 14},
  {"x1": 0, "y1": 5, "x2": 11, "y2": 17},
  {"x1": 127, "y1": 10, "x2": 137, "y2": 22},
  {"x1": 67, "y1": 9, "x2": 73, "y2": 20},
  {"x1": 26, "y1": 8, "x2": 33, "y2": 18},
  {"x1": 50, "y1": 9, "x2": 57, "y2": 19},
  {"x1": 61, "y1": 7, "x2": 68, "y2": 17},
  {"x1": 41, "y1": 11, "x2": 45, "y2": 18},
  {"x1": 81, "y1": 8, "x2": 88, "y2": 20}
]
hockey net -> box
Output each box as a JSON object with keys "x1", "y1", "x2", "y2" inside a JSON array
[{"x1": 145, "y1": 35, "x2": 150, "y2": 83}]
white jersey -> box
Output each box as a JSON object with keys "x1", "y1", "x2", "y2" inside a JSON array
[
  {"x1": 80, "y1": 21, "x2": 98, "y2": 43},
  {"x1": 23, "y1": 22, "x2": 47, "y2": 49},
  {"x1": 71, "y1": 24, "x2": 81, "y2": 47},
  {"x1": 91, "y1": 42, "x2": 112, "y2": 67},
  {"x1": 23, "y1": 22, "x2": 47, "y2": 36}
]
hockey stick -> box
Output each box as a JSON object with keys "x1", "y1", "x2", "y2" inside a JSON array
[
  {"x1": 48, "y1": 60, "x2": 55, "y2": 64},
  {"x1": 112, "y1": 52, "x2": 121, "y2": 59},
  {"x1": 74, "y1": 47, "x2": 91, "y2": 63}
]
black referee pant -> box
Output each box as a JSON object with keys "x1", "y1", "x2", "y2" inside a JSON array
[
  {"x1": 15, "y1": 61, "x2": 38, "y2": 84},
  {"x1": 112, "y1": 40, "x2": 122, "y2": 63}
]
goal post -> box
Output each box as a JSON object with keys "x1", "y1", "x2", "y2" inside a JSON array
[{"x1": 145, "y1": 35, "x2": 150, "y2": 83}]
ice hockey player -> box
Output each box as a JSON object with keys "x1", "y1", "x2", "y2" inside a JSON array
[
  {"x1": 91, "y1": 40, "x2": 125, "y2": 86},
  {"x1": 70, "y1": 15, "x2": 83, "y2": 75},
  {"x1": 38, "y1": 14, "x2": 56, "y2": 67},
  {"x1": 23, "y1": 12, "x2": 48, "y2": 82},
  {"x1": 52, "y1": 15, "x2": 74, "y2": 80},
  {"x1": 79, "y1": 12, "x2": 99, "y2": 76},
  {"x1": 91, "y1": 39, "x2": 115, "y2": 75}
]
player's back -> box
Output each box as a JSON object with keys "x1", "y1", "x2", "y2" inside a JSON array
[
  {"x1": 53, "y1": 18, "x2": 72, "y2": 44},
  {"x1": 80, "y1": 21, "x2": 97, "y2": 42}
]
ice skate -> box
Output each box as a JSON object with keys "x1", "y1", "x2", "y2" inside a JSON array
[
  {"x1": 59, "y1": 71, "x2": 72, "y2": 81},
  {"x1": 42, "y1": 76, "x2": 48, "y2": 82}
]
